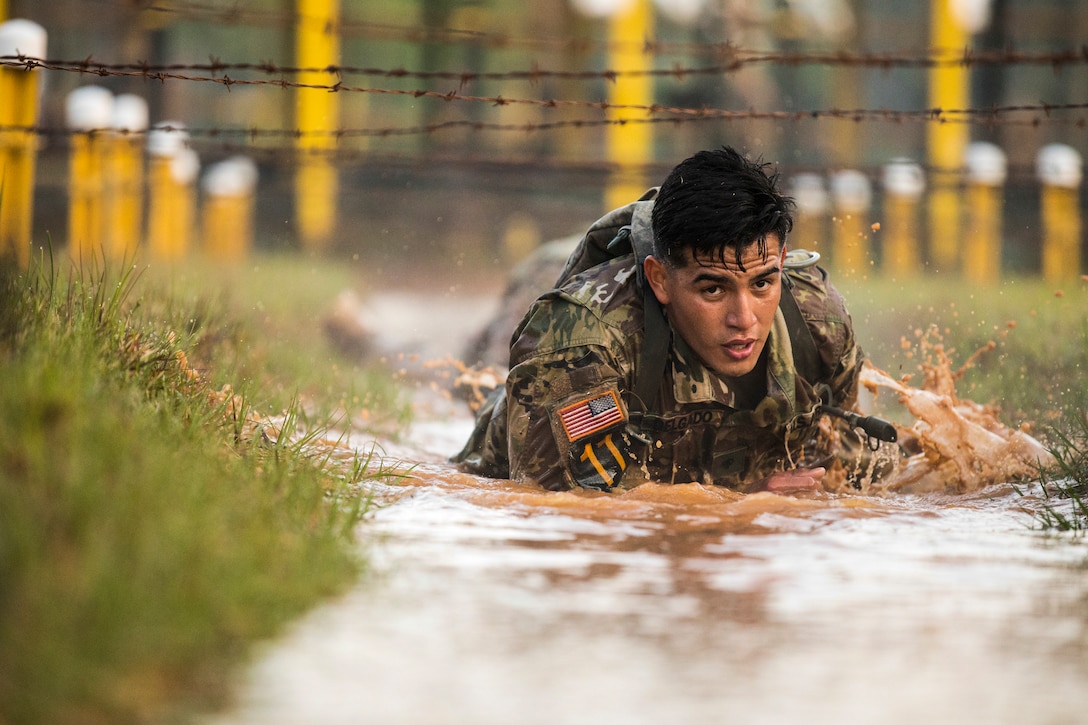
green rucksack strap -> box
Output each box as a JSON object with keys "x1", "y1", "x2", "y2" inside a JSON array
[
  {"x1": 778, "y1": 277, "x2": 822, "y2": 384},
  {"x1": 602, "y1": 202, "x2": 671, "y2": 414},
  {"x1": 629, "y1": 201, "x2": 670, "y2": 413},
  {"x1": 636, "y1": 284, "x2": 671, "y2": 412}
]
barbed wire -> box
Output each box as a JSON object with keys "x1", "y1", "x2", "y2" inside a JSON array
[
  {"x1": 3, "y1": 55, "x2": 1087, "y2": 128},
  {"x1": 115, "y1": 0, "x2": 812, "y2": 54},
  {"x1": 4, "y1": 95, "x2": 1086, "y2": 155},
  {"x1": 4, "y1": 108, "x2": 1087, "y2": 141},
  {"x1": 228, "y1": 147, "x2": 666, "y2": 177},
  {"x1": 4, "y1": 46, "x2": 1088, "y2": 89},
  {"x1": 122, "y1": 0, "x2": 1088, "y2": 68}
]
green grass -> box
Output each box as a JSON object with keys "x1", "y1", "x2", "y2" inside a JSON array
[
  {"x1": 0, "y1": 252, "x2": 405, "y2": 724},
  {"x1": 137, "y1": 252, "x2": 411, "y2": 434},
  {"x1": 1033, "y1": 411, "x2": 1088, "y2": 532},
  {"x1": 840, "y1": 275, "x2": 1087, "y2": 428}
]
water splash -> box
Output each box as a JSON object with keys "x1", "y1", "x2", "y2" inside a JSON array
[{"x1": 857, "y1": 327, "x2": 1055, "y2": 495}]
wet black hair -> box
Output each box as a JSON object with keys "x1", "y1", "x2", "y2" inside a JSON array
[{"x1": 650, "y1": 146, "x2": 795, "y2": 270}]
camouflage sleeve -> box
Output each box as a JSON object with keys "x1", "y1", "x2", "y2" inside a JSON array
[
  {"x1": 505, "y1": 296, "x2": 635, "y2": 491},
  {"x1": 791, "y1": 266, "x2": 864, "y2": 409}
]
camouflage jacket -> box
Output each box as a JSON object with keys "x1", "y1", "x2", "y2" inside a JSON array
[{"x1": 454, "y1": 253, "x2": 863, "y2": 492}]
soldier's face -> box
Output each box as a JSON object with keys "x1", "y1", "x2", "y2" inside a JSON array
[{"x1": 645, "y1": 235, "x2": 786, "y2": 379}]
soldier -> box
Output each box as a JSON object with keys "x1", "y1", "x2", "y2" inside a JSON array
[{"x1": 454, "y1": 147, "x2": 870, "y2": 494}]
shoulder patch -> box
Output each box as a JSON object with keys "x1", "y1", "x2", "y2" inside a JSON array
[
  {"x1": 784, "y1": 249, "x2": 821, "y2": 269},
  {"x1": 568, "y1": 431, "x2": 628, "y2": 491},
  {"x1": 548, "y1": 386, "x2": 631, "y2": 491},
  {"x1": 557, "y1": 390, "x2": 624, "y2": 443}
]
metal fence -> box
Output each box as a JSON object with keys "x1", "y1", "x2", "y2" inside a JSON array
[{"x1": 1, "y1": 1, "x2": 1085, "y2": 280}]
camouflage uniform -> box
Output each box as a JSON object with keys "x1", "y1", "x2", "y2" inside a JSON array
[{"x1": 454, "y1": 249, "x2": 864, "y2": 493}]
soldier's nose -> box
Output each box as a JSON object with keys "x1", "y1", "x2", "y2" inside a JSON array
[{"x1": 725, "y1": 292, "x2": 756, "y2": 329}]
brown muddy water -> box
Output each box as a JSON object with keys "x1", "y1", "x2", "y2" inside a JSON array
[{"x1": 207, "y1": 290, "x2": 1088, "y2": 725}]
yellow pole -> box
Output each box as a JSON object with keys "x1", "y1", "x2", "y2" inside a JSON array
[
  {"x1": 203, "y1": 192, "x2": 242, "y2": 262},
  {"x1": 882, "y1": 159, "x2": 925, "y2": 278},
  {"x1": 147, "y1": 122, "x2": 189, "y2": 261},
  {"x1": 147, "y1": 155, "x2": 175, "y2": 260},
  {"x1": 604, "y1": 0, "x2": 653, "y2": 212},
  {"x1": 1037, "y1": 144, "x2": 1083, "y2": 283},
  {"x1": 788, "y1": 173, "x2": 828, "y2": 254},
  {"x1": 65, "y1": 86, "x2": 113, "y2": 264},
  {"x1": 68, "y1": 133, "x2": 96, "y2": 261},
  {"x1": 0, "y1": 19, "x2": 47, "y2": 268},
  {"x1": 107, "y1": 94, "x2": 148, "y2": 261},
  {"x1": 829, "y1": 169, "x2": 872, "y2": 278},
  {"x1": 926, "y1": 0, "x2": 970, "y2": 273},
  {"x1": 172, "y1": 148, "x2": 199, "y2": 261},
  {"x1": 203, "y1": 156, "x2": 257, "y2": 263},
  {"x1": 295, "y1": 0, "x2": 339, "y2": 251},
  {"x1": 962, "y1": 141, "x2": 1006, "y2": 284}
]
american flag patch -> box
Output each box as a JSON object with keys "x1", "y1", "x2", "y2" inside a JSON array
[{"x1": 558, "y1": 390, "x2": 624, "y2": 442}]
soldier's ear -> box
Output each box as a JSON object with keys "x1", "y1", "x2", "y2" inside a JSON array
[{"x1": 644, "y1": 255, "x2": 671, "y2": 306}]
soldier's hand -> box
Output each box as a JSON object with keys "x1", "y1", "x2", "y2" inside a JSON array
[{"x1": 762, "y1": 467, "x2": 825, "y2": 494}]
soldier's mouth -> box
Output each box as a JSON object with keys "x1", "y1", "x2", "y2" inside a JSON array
[{"x1": 722, "y1": 339, "x2": 755, "y2": 359}]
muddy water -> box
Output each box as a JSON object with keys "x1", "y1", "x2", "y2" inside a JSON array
[{"x1": 205, "y1": 402, "x2": 1088, "y2": 725}]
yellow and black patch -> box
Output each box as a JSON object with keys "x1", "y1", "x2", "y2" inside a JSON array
[{"x1": 568, "y1": 432, "x2": 628, "y2": 491}]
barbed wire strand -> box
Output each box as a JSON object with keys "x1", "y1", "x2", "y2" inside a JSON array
[
  {"x1": 5, "y1": 46, "x2": 1088, "y2": 89},
  {"x1": 4, "y1": 99, "x2": 1086, "y2": 155},
  {"x1": 124, "y1": 0, "x2": 1088, "y2": 66}
]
